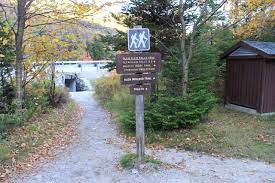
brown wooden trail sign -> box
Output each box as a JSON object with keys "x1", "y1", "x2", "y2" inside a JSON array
[
  {"x1": 116, "y1": 52, "x2": 161, "y2": 74},
  {"x1": 114, "y1": 26, "x2": 162, "y2": 169},
  {"x1": 130, "y1": 84, "x2": 151, "y2": 95},
  {"x1": 121, "y1": 73, "x2": 157, "y2": 85}
]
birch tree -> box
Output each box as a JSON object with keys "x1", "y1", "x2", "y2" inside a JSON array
[
  {"x1": 0, "y1": 0, "x2": 113, "y2": 115},
  {"x1": 178, "y1": 0, "x2": 227, "y2": 95}
]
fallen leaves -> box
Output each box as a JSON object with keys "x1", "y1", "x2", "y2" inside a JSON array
[
  {"x1": 0, "y1": 102, "x2": 84, "y2": 182},
  {"x1": 162, "y1": 162, "x2": 185, "y2": 170},
  {"x1": 116, "y1": 164, "x2": 124, "y2": 172},
  {"x1": 20, "y1": 143, "x2": 26, "y2": 148},
  {"x1": 147, "y1": 144, "x2": 165, "y2": 151},
  {"x1": 0, "y1": 167, "x2": 11, "y2": 183},
  {"x1": 269, "y1": 162, "x2": 275, "y2": 168},
  {"x1": 125, "y1": 136, "x2": 136, "y2": 144},
  {"x1": 105, "y1": 138, "x2": 114, "y2": 145},
  {"x1": 121, "y1": 143, "x2": 131, "y2": 151},
  {"x1": 255, "y1": 134, "x2": 269, "y2": 142}
]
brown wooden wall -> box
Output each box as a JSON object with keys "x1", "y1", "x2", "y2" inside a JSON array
[
  {"x1": 261, "y1": 60, "x2": 275, "y2": 113},
  {"x1": 225, "y1": 57, "x2": 264, "y2": 111}
]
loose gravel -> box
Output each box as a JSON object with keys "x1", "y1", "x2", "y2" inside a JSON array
[{"x1": 12, "y1": 91, "x2": 275, "y2": 183}]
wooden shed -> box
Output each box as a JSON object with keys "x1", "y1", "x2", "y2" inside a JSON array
[{"x1": 222, "y1": 40, "x2": 275, "y2": 115}]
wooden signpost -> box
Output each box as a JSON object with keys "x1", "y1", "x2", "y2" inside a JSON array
[
  {"x1": 116, "y1": 52, "x2": 161, "y2": 74},
  {"x1": 121, "y1": 73, "x2": 157, "y2": 85},
  {"x1": 116, "y1": 27, "x2": 161, "y2": 168},
  {"x1": 130, "y1": 84, "x2": 151, "y2": 95}
]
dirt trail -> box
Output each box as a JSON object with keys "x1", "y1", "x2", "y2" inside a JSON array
[{"x1": 12, "y1": 91, "x2": 275, "y2": 183}]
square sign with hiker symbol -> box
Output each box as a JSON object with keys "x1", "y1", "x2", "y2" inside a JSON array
[{"x1": 128, "y1": 28, "x2": 150, "y2": 52}]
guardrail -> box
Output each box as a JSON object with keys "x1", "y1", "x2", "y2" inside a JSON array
[{"x1": 55, "y1": 60, "x2": 113, "y2": 65}]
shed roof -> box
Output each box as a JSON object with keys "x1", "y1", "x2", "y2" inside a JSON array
[{"x1": 221, "y1": 40, "x2": 275, "y2": 59}]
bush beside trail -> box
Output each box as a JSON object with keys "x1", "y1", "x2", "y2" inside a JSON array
[
  {"x1": 94, "y1": 73, "x2": 216, "y2": 132},
  {"x1": 0, "y1": 81, "x2": 70, "y2": 134}
]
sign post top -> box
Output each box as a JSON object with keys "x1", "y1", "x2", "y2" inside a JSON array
[{"x1": 128, "y1": 28, "x2": 150, "y2": 52}]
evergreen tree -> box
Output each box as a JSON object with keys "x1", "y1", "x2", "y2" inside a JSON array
[
  {"x1": 121, "y1": 0, "x2": 179, "y2": 56},
  {"x1": 87, "y1": 36, "x2": 112, "y2": 60},
  {"x1": 0, "y1": 19, "x2": 15, "y2": 111}
]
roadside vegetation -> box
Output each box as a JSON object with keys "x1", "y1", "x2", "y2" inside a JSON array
[
  {"x1": 0, "y1": 1, "x2": 95, "y2": 179},
  {"x1": 0, "y1": 0, "x2": 115, "y2": 156},
  {"x1": 120, "y1": 153, "x2": 162, "y2": 169},
  {"x1": 0, "y1": 20, "x2": 78, "y2": 179},
  {"x1": 146, "y1": 107, "x2": 275, "y2": 163},
  {"x1": 94, "y1": 74, "x2": 275, "y2": 163},
  {"x1": 0, "y1": 99, "x2": 81, "y2": 180},
  {"x1": 0, "y1": 100, "x2": 76, "y2": 164},
  {"x1": 94, "y1": 0, "x2": 275, "y2": 163},
  {"x1": 0, "y1": 16, "x2": 74, "y2": 133}
]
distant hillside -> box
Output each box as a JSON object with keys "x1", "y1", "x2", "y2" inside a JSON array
[
  {"x1": 75, "y1": 20, "x2": 117, "y2": 42},
  {"x1": 62, "y1": 21, "x2": 116, "y2": 44}
]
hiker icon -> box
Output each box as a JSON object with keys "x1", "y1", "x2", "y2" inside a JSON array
[
  {"x1": 130, "y1": 33, "x2": 138, "y2": 49},
  {"x1": 138, "y1": 31, "x2": 148, "y2": 48},
  {"x1": 128, "y1": 28, "x2": 150, "y2": 51}
]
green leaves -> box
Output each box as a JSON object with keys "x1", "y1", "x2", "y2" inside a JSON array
[
  {"x1": 117, "y1": 89, "x2": 216, "y2": 131},
  {"x1": 143, "y1": 91, "x2": 216, "y2": 130},
  {"x1": 0, "y1": 19, "x2": 16, "y2": 118}
]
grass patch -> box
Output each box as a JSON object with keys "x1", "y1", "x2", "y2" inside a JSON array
[
  {"x1": 120, "y1": 153, "x2": 162, "y2": 168},
  {"x1": 145, "y1": 106, "x2": 275, "y2": 162},
  {"x1": 0, "y1": 100, "x2": 78, "y2": 166},
  {"x1": 120, "y1": 153, "x2": 136, "y2": 168},
  {"x1": 93, "y1": 75, "x2": 275, "y2": 162},
  {"x1": 0, "y1": 145, "x2": 12, "y2": 163}
]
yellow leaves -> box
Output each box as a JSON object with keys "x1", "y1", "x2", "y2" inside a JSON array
[
  {"x1": 53, "y1": 38, "x2": 60, "y2": 44},
  {"x1": 3, "y1": 26, "x2": 10, "y2": 35},
  {"x1": 23, "y1": 23, "x2": 83, "y2": 72},
  {"x1": 0, "y1": 54, "x2": 5, "y2": 58},
  {"x1": 19, "y1": 0, "x2": 110, "y2": 79},
  {"x1": 64, "y1": 34, "x2": 75, "y2": 40},
  {"x1": 2, "y1": 39, "x2": 9, "y2": 46},
  {"x1": 0, "y1": 37, "x2": 9, "y2": 46},
  {"x1": 75, "y1": 4, "x2": 91, "y2": 14},
  {"x1": 0, "y1": 100, "x2": 82, "y2": 181},
  {"x1": 229, "y1": 0, "x2": 275, "y2": 39}
]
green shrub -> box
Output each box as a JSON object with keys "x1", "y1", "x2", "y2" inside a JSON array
[
  {"x1": 0, "y1": 81, "x2": 70, "y2": 133},
  {"x1": 160, "y1": 58, "x2": 182, "y2": 96},
  {"x1": 94, "y1": 72, "x2": 217, "y2": 132},
  {"x1": 0, "y1": 113, "x2": 21, "y2": 132},
  {"x1": 24, "y1": 81, "x2": 50, "y2": 113},
  {"x1": 0, "y1": 99, "x2": 24, "y2": 132},
  {"x1": 0, "y1": 144, "x2": 12, "y2": 163},
  {"x1": 120, "y1": 153, "x2": 136, "y2": 168},
  {"x1": 94, "y1": 72, "x2": 134, "y2": 111},
  {"x1": 50, "y1": 87, "x2": 70, "y2": 107},
  {"x1": 119, "y1": 153, "x2": 163, "y2": 168},
  {"x1": 94, "y1": 72, "x2": 121, "y2": 102},
  {"x1": 119, "y1": 111, "x2": 135, "y2": 132},
  {"x1": 121, "y1": 90, "x2": 216, "y2": 131},
  {"x1": 110, "y1": 87, "x2": 134, "y2": 110}
]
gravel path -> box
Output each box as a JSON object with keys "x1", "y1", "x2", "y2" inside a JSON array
[{"x1": 12, "y1": 91, "x2": 275, "y2": 183}]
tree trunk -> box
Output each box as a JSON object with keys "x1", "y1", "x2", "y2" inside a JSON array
[
  {"x1": 179, "y1": 0, "x2": 188, "y2": 96},
  {"x1": 50, "y1": 63, "x2": 56, "y2": 105},
  {"x1": 15, "y1": 0, "x2": 27, "y2": 124},
  {"x1": 0, "y1": 64, "x2": 3, "y2": 115},
  {"x1": 182, "y1": 61, "x2": 189, "y2": 95}
]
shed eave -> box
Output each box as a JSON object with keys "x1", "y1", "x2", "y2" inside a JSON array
[
  {"x1": 220, "y1": 41, "x2": 242, "y2": 59},
  {"x1": 266, "y1": 55, "x2": 275, "y2": 59},
  {"x1": 221, "y1": 41, "x2": 275, "y2": 59}
]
